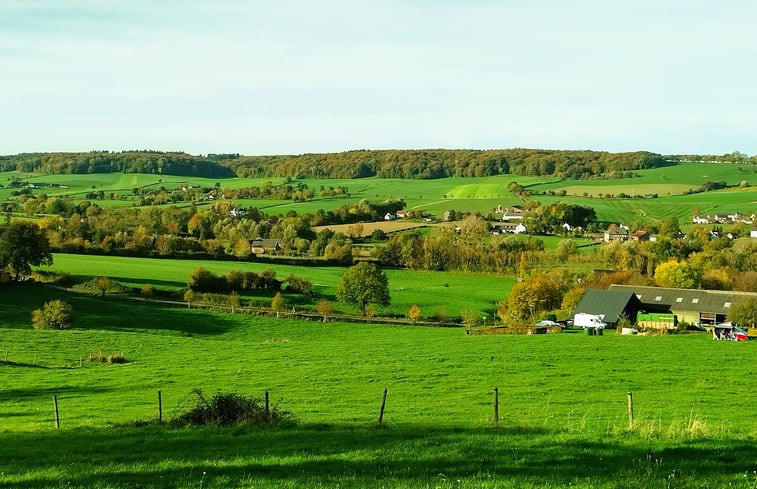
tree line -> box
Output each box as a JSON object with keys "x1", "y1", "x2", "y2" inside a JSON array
[{"x1": 0, "y1": 149, "x2": 685, "y2": 180}]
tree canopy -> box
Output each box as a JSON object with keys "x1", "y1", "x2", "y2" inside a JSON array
[
  {"x1": 0, "y1": 221, "x2": 53, "y2": 279},
  {"x1": 335, "y1": 262, "x2": 390, "y2": 316}
]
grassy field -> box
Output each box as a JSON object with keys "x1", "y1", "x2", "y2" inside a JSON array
[
  {"x1": 38, "y1": 254, "x2": 516, "y2": 319},
  {"x1": 3, "y1": 164, "x2": 755, "y2": 226},
  {"x1": 0, "y1": 283, "x2": 756, "y2": 488}
]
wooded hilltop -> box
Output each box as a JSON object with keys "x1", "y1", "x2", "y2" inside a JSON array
[{"x1": 3, "y1": 148, "x2": 746, "y2": 179}]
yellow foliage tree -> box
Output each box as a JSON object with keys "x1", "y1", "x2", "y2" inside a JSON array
[{"x1": 408, "y1": 304, "x2": 421, "y2": 324}]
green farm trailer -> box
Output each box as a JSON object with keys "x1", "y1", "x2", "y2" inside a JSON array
[{"x1": 636, "y1": 312, "x2": 677, "y2": 331}]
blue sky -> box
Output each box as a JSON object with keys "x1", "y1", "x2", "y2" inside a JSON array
[{"x1": 1, "y1": 0, "x2": 755, "y2": 156}]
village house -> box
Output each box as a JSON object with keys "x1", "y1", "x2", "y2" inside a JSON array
[
  {"x1": 603, "y1": 225, "x2": 629, "y2": 242},
  {"x1": 630, "y1": 230, "x2": 649, "y2": 241},
  {"x1": 249, "y1": 239, "x2": 282, "y2": 254},
  {"x1": 229, "y1": 208, "x2": 247, "y2": 218},
  {"x1": 500, "y1": 206, "x2": 524, "y2": 221}
]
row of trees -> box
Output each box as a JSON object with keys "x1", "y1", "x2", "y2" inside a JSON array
[{"x1": 1, "y1": 149, "x2": 677, "y2": 180}]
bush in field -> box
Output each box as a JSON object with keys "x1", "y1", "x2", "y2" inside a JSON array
[
  {"x1": 286, "y1": 274, "x2": 313, "y2": 296},
  {"x1": 90, "y1": 351, "x2": 126, "y2": 364},
  {"x1": 91, "y1": 276, "x2": 124, "y2": 297},
  {"x1": 316, "y1": 299, "x2": 332, "y2": 320},
  {"x1": 188, "y1": 267, "x2": 228, "y2": 293},
  {"x1": 172, "y1": 390, "x2": 295, "y2": 427},
  {"x1": 32, "y1": 300, "x2": 74, "y2": 330},
  {"x1": 271, "y1": 292, "x2": 286, "y2": 312},
  {"x1": 183, "y1": 289, "x2": 197, "y2": 306},
  {"x1": 140, "y1": 284, "x2": 154, "y2": 298},
  {"x1": 228, "y1": 291, "x2": 241, "y2": 309},
  {"x1": 460, "y1": 309, "x2": 481, "y2": 329}
]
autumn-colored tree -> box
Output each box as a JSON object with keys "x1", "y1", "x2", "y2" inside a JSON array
[
  {"x1": 561, "y1": 286, "x2": 586, "y2": 316},
  {"x1": 654, "y1": 259, "x2": 701, "y2": 289},
  {"x1": 271, "y1": 292, "x2": 286, "y2": 312},
  {"x1": 316, "y1": 299, "x2": 333, "y2": 321},
  {"x1": 183, "y1": 289, "x2": 196, "y2": 308},
  {"x1": 92, "y1": 276, "x2": 117, "y2": 297},
  {"x1": 32, "y1": 300, "x2": 73, "y2": 330},
  {"x1": 228, "y1": 291, "x2": 241, "y2": 311},
  {"x1": 408, "y1": 304, "x2": 421, "y2": 324}
]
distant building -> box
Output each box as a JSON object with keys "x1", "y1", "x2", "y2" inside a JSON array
[
  {"x1": 609, "y1": 285, "x2": 757, "y2": 327},
  {"x1": 572, "y1": 289, "x2": 645, "y2": 329},
  {"x1": 630, "y1": 230, "x2": 649, "y2": 241},
  {"x1": 500, "y1": 206, "x2": 524, "y2": 221},
  {"x1": 250, "y1": 239, "x2": 282, "y2": 254},
  {"x1": 604, "y1": 226, "x2": 629, "y2": 242},
  {"x1": 384, "y1": 212, "x2": 395, "y2": 221}
]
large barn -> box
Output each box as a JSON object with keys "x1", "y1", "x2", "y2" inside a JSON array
[
  {"x1": 608, "y1": 285, "x2": 756, "y2": 327},
  {"x1": 571, "y1": 289, "x2": 645, "y2": 328}
]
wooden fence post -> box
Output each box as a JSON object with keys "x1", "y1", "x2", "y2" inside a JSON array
[
  {"x1": 265, "y1": 391, "x2": 270, "y2": 419},
  {"x1": 158, "y1": 390, "x2": 163, "y2": 423},
  {"x1": 627, "y1": 391, "x2": 634, "y2": 429},
  {"x1": 378, "y1": 388, "x2": 388, "y2": 428},
  {"x1": 33, "y1": 353, "x2": 37, "y2": 365},
  {"x1": 53, "y1": 395, "x2": 60, "y2": 428},
  {"x1": 494, "y1": 387, "x2": 499, "y2": 428}
]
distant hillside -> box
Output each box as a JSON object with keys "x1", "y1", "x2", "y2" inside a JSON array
[
  {"x1": 0, "y1": 148, "x2": 752, "y2": 180},
  {"x1": 226, "y1": 149, "x2": 671, "y2": 179},
  {"x1": 0, "y1": 151, "x2": 236, "y2": 178}
]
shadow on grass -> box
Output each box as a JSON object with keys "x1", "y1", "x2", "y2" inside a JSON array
[
  {"x1": 0, "y1": 283, "x2": 242, "y2": 336},
  {"x1": 0, "y1": 384, "x2": 119, "y2": 400},
  {"x1": 0, "y1": 424, "x2": 755, "y2": 488}
]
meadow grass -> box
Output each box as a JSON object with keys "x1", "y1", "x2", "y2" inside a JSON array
[
  {"x1": 38, "y1": 253, "x2": 516, "y2": 318},
  {"x1": 0, "y1": 283, "x2": 756, "y2": 488},
  {"x1": 4, "y1": 166, "x2": 754, "y2": 227}
]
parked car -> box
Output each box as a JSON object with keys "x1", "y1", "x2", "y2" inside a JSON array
[{"x1": 713, "y1": 323, "x2": 749, "y2": 341}]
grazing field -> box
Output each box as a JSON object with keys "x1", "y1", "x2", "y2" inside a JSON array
[
  {"x1": 312, "y1": 220, "x2": 430, "y2": 237},
  {"x1": 38, "y1": 253, "x2": 516, "y2": 318},
  {"x1": 3, "y1": 164, "x2": 755, "y2": 226},
  {"x1": 0, "y1": 283, "x2": 755, "y2": 488}
]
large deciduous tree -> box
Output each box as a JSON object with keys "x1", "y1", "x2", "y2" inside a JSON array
[
  {"x1": 654, "y1": 259, "x2": 701, "y2": 289},
  {"x1": 0, "y1": 221, "x2": 53, "y2": 279},
  {"x1": 728, "y1": 297, "x2": 757, "y2": 329},
  {"x1": 335, "y1": 262, "x2": 390, "y2": 316}
]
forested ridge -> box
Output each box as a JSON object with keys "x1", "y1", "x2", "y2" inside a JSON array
[
  {"x1": 1, "y1": 149, "x2": 752, "y2": 180},
  {"x1": 0, "y1": 149, "x2": 662, "y2": 179}
]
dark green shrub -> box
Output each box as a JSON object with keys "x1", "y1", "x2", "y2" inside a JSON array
[{"x1": 172, "y1": 390, "x2": 295, "y2": 427}]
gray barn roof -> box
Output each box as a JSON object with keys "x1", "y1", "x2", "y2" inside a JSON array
[
  {"x1": 573, "y1": 289, "x2": 643, "y2": 325},
  {"x1": 608, "y1": 285, "x2": 756, "y2": 315}
]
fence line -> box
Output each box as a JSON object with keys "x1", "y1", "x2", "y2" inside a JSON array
[{"x1": 0, "y1": 386, "x2": 646, "y2": 433}]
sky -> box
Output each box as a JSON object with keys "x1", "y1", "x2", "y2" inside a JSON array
[{"x1": 1, "y1": 0, "x2": 756, "y2": 156}]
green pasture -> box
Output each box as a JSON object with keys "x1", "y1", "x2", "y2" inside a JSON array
[
  {"x1": 38, "y1": 254, "x2": 516, "y2": 318},
  {"x1": 0, "y1": 283, "x2": 756, "y2": 487},
  {"x1": 2, "y1": 167, "x2": 754, "y2": 227}
]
